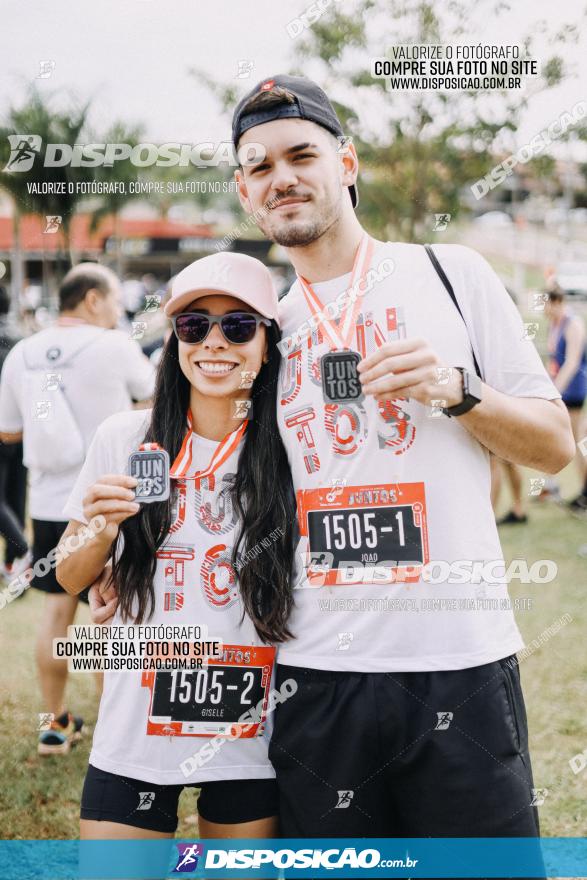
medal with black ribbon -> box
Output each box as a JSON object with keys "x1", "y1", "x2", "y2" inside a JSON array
[
  {"x1": 129, "y1": 443, "x2": 171, "y2": 503},
  {"x1": 298, "y1": 233, "x2": 375, "y2": 404}
]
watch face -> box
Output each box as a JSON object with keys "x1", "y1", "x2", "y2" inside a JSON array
[
  {"x1": 443, "y1": 367, "x2": 482, "y2": 417},
  {"x1": 464, "y1": 369, "x2": 482, "y2": 401}
]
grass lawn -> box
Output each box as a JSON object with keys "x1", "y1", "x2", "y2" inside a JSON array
[{"x1": 0, "y1": 473, "x2": 585, "y2": 841}]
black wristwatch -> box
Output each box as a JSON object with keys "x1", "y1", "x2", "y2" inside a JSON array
[{"x1": 442, "y1": 367, "x2": 483, "y2": 417}]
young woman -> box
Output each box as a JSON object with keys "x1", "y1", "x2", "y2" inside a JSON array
[
  {"x1": 56, "y1": 252, "x2": 296, "y2": 841},
  {"x1": 545, "y1": 286, "x2": 587, "y2": 508}
]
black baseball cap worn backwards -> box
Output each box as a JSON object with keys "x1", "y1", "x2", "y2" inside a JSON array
[{"x1": 231, "y1": 74, "x2": 358, "y2": 208}]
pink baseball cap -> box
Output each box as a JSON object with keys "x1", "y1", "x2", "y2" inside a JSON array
[{"x1": 165, "y1": 252, "x2": 280, "y2": 327}]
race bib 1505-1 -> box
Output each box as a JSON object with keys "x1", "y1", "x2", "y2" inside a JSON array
[{"x1": 296, "y1": 482, "x2": 429, "y2": 586}]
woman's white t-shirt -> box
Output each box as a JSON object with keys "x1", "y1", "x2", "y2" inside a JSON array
[{"x1": 64, "y1": 408, "x2": 276, "y2": 785}]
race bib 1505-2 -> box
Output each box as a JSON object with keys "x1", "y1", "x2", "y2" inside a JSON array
[{"x1": 141, "y1": 644, "x2": 275, "y2": 738}]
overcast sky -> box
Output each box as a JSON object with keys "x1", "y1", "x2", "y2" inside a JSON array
[{"x1": 1, "y1": 0, "x2": 586, "y2": 154}]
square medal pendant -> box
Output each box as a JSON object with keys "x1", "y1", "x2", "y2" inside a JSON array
[
  {"x1": 320, "y1": 350, "x2": 364, "y2": 404},
  {"x1": 128, "y1": 448, "x2": 170, "y2": 503}
]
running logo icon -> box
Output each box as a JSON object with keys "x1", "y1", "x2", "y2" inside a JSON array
[
  {"x1": 44, "y1": 216, "x2": 62, "y2": 234},
  {"x1": 523, "y1": 323, "x2": 539, "y2": 340},
  {"x1": 428, "y1": 399, "x2": 447, "y2": 419},
  {"x1": 335, "y1": 790, "x2": 354, "y2": 809},
  {"x1": 37, "y1": 713, "x2": 54, "y2": 731},
  {"x1": 4, "y1": 135, "x2": 42, "y2": 172},
  {"x1": 143, "y1": 294, "x2": 162, "y2": 312},
  {"x1": 37, "y1": 60, "x2": 56, "y2": 79},
  {"x1": 239, "y1": 370, "x2": 257, "y2": 389},
  {"x1": 337, "y1": 632, "x2": 354, "y2": 651},
  {"x1": 236, "y1": 60, "x2": 254, "y2": 79},
  {"x1": 529, "y1": 292, "x2": 548, "y2": 312},
  {"x1": 234, "y1": 399, "x2": 252, "y2": 419},
  {"x1": 433, "y1": 213, "x2": 451, "y2": 231},
  {"x1": 529, "y1": 478, "x2": 545, "y2": 496},
  {"x1": 434, "y1": 366, "x2": 453, "y2": 386},
  {"x1": 43, "y1": 373, "x2": 62, "y2": 391},
  {"x1": 435, "y1": 711, "x2": 453, "y2": 730},
  {"x1": 173, "y1": 843, "x2": 204, "y2": 873},
  {"x1": 137, "y1": 791, "x2": 156, "y2": 810},
  {"x1": 208, "y1": 260, "x2": 231, "y2": 286}
]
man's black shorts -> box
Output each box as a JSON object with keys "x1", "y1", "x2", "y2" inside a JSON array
[
  {"x1": 269, "y1": 656, "x2": 540, "y2": 839},
  {"x1": 32, "y1": 519, "x2": 89, "y2": 603},
  {"x1": 81, "y1": 763, "x2": 278, "y2": 832}
]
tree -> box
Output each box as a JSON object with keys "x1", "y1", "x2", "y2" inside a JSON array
[
  {"x1": 88, "y1": 121, "x2": 145, "y2": 278},
  {"x1": 0, "y1": 88, "x2": 94, "y2": 309},
  {"x1": 192, "y1": 0, "x2": 584, "y2": 241},
  {"x1": 292, "y1": 0, "x2": 584, "y2": 240}
]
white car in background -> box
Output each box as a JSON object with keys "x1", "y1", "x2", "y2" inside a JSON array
[
  {"x1": 555, "y1": 262, "x2": 587, "y2": 300},
  {"x1": 472, "y1": 211, "x2": 513, "y2": 227}
]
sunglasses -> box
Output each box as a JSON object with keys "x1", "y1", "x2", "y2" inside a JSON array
[{"x1": 172, "y1": 311, "x2": 271, "y2": 345}]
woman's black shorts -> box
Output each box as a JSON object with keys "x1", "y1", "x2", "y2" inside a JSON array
[{"x1": 80, "y1": 763, "x2": 278, "y2": 833}]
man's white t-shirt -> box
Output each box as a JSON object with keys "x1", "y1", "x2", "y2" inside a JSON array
[
  {"x1": 0, "y1": 323, "x2": 155, "y2": 521},
  {"x1": 276, "y1": 241, "x2": 560, "y2": 673},
  {"x1": 64, "y1": 409, "x2": 275, "y2": 785}
]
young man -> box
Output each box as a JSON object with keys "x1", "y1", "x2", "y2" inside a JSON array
[
  {"x1": 0, "y1": 284, "x2": 29, "y2": 579},
  {"x1": 0, "y1": 263, "x2": 155, "y2": 755},
  {"x1": 231, "y1": 75, "x2": 575, "y2": 838}
]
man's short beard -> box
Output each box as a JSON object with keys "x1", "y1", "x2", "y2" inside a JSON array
[
  {"x1": 259, "y1": 188, "x2": 343, "y2": 248},
  {"x1": 264, "y1": 218, "x2": 328, "y2": 247}
]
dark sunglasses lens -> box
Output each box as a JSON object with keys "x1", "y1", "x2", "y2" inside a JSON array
[
  {"x1": 220, "y1": 313, "x2": 258, "y2": 343},
  {"x1": 175, "y1": 314, "x2": 209, "y2": 343}
]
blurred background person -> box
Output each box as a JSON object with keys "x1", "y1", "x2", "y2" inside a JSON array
[
  {"x1": 21, "y1": 281, "x2": 43, "y2": 334},
  {"x1": 542, "y1": 287, "x2": 587, "y2": 509},
  {"x1": 139, "y1": 279, "x2": 173, "y2": 368},
  {"x1": 0, "y1": 263, "x2": 156, "y2": 757},
  {"x1": 491, "y1": 456, "x2": 528, "y2": 525},
  {"x1": 0, "y1": 284, "x2": 30, "y2": 580},
  {"x1": 491, "y1": 285, "x2": 529, "y2": 525},
  {"x1": 121, "y1": 274, "x2": 147, "y2": 324}
]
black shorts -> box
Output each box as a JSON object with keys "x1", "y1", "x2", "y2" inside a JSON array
[
  {"x1": 269, "y1": 657, "x2": 540, "y2": 839},
  {"x1": 80, "y1": 764, "x2": 278, "y2": 833},
  {"x1": 32, "y1": 519, "x2": 89, "y2": 603},
  {"x1": 564, "y1": 398, "x2": 585, "y2": 410}
]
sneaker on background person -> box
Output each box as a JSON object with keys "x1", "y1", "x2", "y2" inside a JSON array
[
  {"x1": 490, "y1": 455, "x2": 529, "y2": 524},
  {"x1": 1, "y1": 548, "x2": 33, "y2": 582},
  {"x1": 567, "y1": 492, "x2": 587, "y2": 512},
  {"x1": 496, "y1": 510, "x2": 528, "y2": 525},
  {"x1": 38, "y1": 710, "x2": 86, "y2": 756}
]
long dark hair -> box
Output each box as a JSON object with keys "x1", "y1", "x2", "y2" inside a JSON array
[{"x1": 111, "y1": 324, "x2": 297, "y2": 643}]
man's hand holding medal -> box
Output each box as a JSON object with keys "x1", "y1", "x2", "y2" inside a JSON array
[{"x1": 357, "y1": 337, "x2": 464, "y2": 408}]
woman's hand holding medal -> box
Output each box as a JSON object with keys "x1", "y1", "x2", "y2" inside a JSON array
[{"x1": 82, "y1": 474, "x2": 140, "y2": 545}]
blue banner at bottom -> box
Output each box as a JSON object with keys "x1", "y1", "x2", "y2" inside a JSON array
[{"x1": 0, "y1": 838, "x2": 585, "y2": 879}]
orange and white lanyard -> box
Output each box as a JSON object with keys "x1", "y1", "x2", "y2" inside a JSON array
[
  {"x1": 170, "y1": 410, "x2": 247, "y2": 485},
  {"x1": 297, "y1": 232, "x2": 375, "y2": 351}
]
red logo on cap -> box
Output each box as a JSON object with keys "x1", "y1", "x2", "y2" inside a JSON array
[{"x1": 260, "y1": 80, "x2": 275, "y2": 91}]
